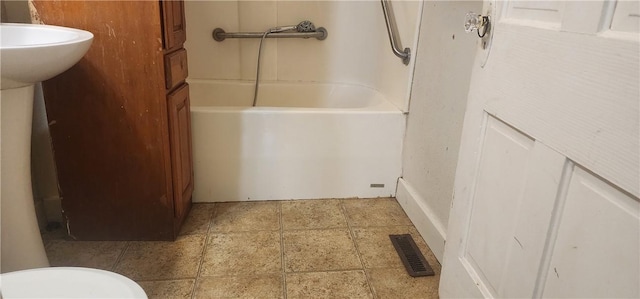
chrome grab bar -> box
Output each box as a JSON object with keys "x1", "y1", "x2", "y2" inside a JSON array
[
  {"x1": 381, "y1": 0, "x2": 410, "y2": 65},
  {"x1": 212, "y1": 27, "x2": 328, "y2": 42}
]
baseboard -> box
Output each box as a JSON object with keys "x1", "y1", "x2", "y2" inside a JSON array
[{"x1": 395, "y1": 178, "x2": 446, "y2": 263}]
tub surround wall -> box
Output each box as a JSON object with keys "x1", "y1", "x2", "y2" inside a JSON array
[
  {"x1": 184, "y1": 0, "x2": 421, "y2": 111},
  {"x1": 397, "y1": 0, "x2": 481, "y2": 262}
]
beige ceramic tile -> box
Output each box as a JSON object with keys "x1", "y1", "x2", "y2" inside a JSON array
[
  {"x1": 185, "y1": 1, "x2": 242, "y2": 80},
  {"x1": 194, "y1": 274, "x2": 283, "y2": 299},
  {"x1": 367, "y1": 268, "x2": 439, "y2": 299},
  {"x1": 281, "y1": 199, "x2": 347, "y2": 230},
  {"x1": 180, "y1": 204, "x2": 216, "y2": 235},
  {"x1": 342, "y1": 198, "x2": 413, "y2": 227},
  {"x1": 200, "y1": 231, "x2": 281, "y2": 277},
  {"x1": 46, "y1": 240, "x2": 127, "y2": 270},
  {"x1": 137, "y1": 279, "x2": 195, "y2": 299},
  {"x1": 352, "y1": 226, "x2": 441, "y2": 272},
  {"x1": 114, "y1": 234, "x2": 206, "y2": 280},
  {"x1": 286, "y1": 270, "x2": 373, "y2": 299},
  {"x1": 283, "y1": 229, "x2": 361, "y2": 272},
  {"x1": 210, "y1": 202, "x2": 280, "y2": 232},
  {"x1": 40, "y1": 198, "x2": 440, "y2": 296}
]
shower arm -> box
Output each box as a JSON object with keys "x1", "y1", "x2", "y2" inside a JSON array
[
  {"x1": 381, "y1": 0, "x2": 410, "y2": 65},
  {"x1": 212, "y1": 27, "x2": 328, "y2": 42}
]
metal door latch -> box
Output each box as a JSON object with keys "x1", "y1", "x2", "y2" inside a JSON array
[
  {"x1": 464, "y1": 12, "x2": 491, "y2": 38},
  {"x1": 464, "y1": 2, "x2": 495, "y2": 67}
]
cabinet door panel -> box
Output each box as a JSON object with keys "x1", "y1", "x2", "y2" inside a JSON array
[
  {"x1": 167, "y1": 84, "x2": 193, "y2": 220},
  {"x1": 165, "y1": 48, "x2": 189, "y2": 90},
  {"x1": 161, "y1": 0, "x2": 187, "y2": 50}
]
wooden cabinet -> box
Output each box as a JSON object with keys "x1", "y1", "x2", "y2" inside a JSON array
[
  {"x1": 32, "y1": 0, "x2": 193, "y2": 240},
  {"x1": 167, "y1": 84, "x2": 193, "y2": 222}
]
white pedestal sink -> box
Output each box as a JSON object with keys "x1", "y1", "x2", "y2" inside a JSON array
[{"x1": 0, "y1": 23, "x2": 93, "y2": 273}]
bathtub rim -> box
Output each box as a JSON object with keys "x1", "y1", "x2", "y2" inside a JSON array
[{"x1": 187, "y1": 78, "x2": 403, "y2": 112}]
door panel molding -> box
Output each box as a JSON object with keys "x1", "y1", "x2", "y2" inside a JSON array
[
  {"x1": 611, "y1": 1, "x2": 640, "y2": 33},
  {"x1": 542, "y1": 167, "x2": 640, "y2": 297},
  {"x1": 456, "y1": 115, "x2": 571, "y2": 297},
  {"x1": 483, "y1": 22, "x2": 639, "y2": 197},
  {"x1": 462, "y1": 116, "x2": 535, "y2": 296},
  {"x1": 532, "y1": 160, "x2": 574, "y2": 298}
]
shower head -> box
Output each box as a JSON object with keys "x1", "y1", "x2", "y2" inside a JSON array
[
  {"x1": 269, "y1": 21, "x2": 317, "y2": 33},
  {"x1": 295, "y1": 20, "x2": 316, "y2": 32}
]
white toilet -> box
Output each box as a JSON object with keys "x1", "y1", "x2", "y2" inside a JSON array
[{"x1": 1, "y1": 267, "x2": 147, "y2": 298}]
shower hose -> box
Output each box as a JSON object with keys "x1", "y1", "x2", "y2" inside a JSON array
[
  {"x1": 252, "y1": 30, "x2": 269, "y2": 107},
  {"x1": 252, "y1": 22, "x2": 316, "y2": 107}
]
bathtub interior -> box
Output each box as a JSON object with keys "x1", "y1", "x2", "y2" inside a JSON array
[{"x1": 188, "y1": 79, "x2": 399, "y2": 110}]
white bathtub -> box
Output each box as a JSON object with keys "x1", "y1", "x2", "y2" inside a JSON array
[{"x1": 188, "y1": 79, "x2": 405, "y2": 202}]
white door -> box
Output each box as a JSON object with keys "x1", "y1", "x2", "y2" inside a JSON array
[{"x1": 440, "y1": 1, "x2": 639, "y2": 298}]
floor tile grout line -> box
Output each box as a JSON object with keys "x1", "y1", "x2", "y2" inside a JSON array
[
  {"x1": 208, "y1": 229, "x2": 281, "y2": 234},
  {"x1": 278, "y1": 201, "x2": 288, "y2": 299},
  {"x1": 350, "y1": 223, "x2": 416, "y2": 230},
  {"x1": 111, "y1": 241, "x2": 131, "y2": 272},
  {"x1": 281, "y1": 226, "x2": 350, "y2": 232},
  {"x1": 279, "y1": 224, "x2": 415, "y2": 232},
  {"x1": 283, "y1": 267, "x2": 368, "y2": 275},
  {"x1": 280, "y1": 226, "x2": 353, "y2": 233},
  {"x1": 195, "y1": 271, "x2": 285, "y2": 279},
  {"x1": 135, "y1": 277, "x2": 196, "y2": 283},
  {"x1": 340, "y1": 200, "x2": 378, "y2": 299},
  {"x1": 190, "y1": 202, "x2": 216, "y2": 299}
]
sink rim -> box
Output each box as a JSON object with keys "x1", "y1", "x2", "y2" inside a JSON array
[
  {"x1": 0, "y1": 22, "x2": 94, "y2": 90},
  {"x1": 0, "y1": 22, "x2": 94, "y2": 50}
]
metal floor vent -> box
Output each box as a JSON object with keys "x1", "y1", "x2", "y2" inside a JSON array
[{"x1": 389, "y1": 234, "x2": 435, "y2": 277}]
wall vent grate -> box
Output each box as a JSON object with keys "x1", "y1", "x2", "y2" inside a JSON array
[{"x1": 389, "y1": 234, "x2": 435, "y2": 277}]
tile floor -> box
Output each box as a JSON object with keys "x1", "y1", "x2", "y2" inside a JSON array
[{"x1": 42, "y1": 198, "x2": 440, "y2": 298}]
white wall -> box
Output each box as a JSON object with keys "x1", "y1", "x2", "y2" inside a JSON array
[
  {"x1": 396, "y1": 0, "x2": 481, "y2": 262},
  {"x1": 184, "y1": 0, "x2": 422, "y2": 111}
]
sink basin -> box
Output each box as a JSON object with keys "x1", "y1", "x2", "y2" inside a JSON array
[{"x1": 0, "y1": 23, "x2": 93, "y2": 89}]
